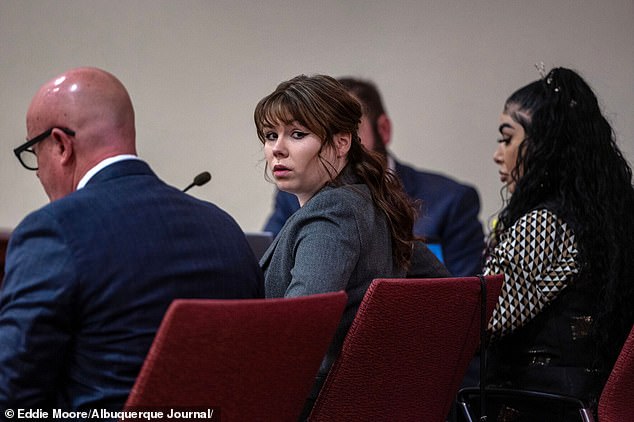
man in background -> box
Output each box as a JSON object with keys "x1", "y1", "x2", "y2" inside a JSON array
[
  {"x1": 264, "y1": 77, "x2": 484, "y2": 277},
  {"x1": 0, "y1": 67, "x2": 263, "y2": 410}
]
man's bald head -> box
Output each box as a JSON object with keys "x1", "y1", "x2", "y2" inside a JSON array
[
  {"x1": 26, "y1": 67, "x2": 137, "y2": 200},
  {"x1": 27, "y1": 67, "x2": 136, "y2": 151}
]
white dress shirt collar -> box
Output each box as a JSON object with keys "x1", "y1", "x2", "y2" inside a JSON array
[{"x1": 76, "y1": 155, "x2": 140, "y2": 190}]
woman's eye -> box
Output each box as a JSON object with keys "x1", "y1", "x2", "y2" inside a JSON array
[
  {"x1": 264, "y1": 132, "x2": 278, "y2": 141},
  {"x1": 292, "y1": 131, "x2": 308, "y2": 139},
  {"x1": 497, "y1": 137, "x2": 511, "y2": 145}
]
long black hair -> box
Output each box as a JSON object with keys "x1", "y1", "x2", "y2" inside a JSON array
[{"x1": 494, "y1": 67, "x2": 634, "y2": 377}]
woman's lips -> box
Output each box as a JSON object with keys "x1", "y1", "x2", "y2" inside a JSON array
[{"x1": 273, "y1": 164, "x2": 291, "y2": 178}]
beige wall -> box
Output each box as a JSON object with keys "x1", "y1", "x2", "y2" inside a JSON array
[{"x1": 1, "y1": 0, "x2": 632, "y2": 235}]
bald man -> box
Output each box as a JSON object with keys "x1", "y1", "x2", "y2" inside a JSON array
[{"x1": 1, "y1": 68, "x2": 263, "y2": 410}]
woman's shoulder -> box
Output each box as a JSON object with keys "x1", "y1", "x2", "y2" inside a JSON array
[
  {"x1": 503, "y1": 208, "x2": 576, "y2": 251},
  {"x1": 305, "y1": 183, "x2": 372, "y2": 211},
  {"x1": 514, "y1": 208, "x2": 568, "y2": 229}
]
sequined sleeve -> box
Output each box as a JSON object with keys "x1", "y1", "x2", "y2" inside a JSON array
[{"x1": 484, "y1": 209, "x2": 578, "y2": 338}]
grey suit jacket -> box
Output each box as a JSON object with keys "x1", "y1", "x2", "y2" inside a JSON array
[{"x1": 260, "y1": 172, "x2": 448, "y2": 377}]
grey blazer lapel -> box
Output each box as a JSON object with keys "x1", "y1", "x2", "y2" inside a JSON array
[{"x1": 259, "y1": 233, "x2": 279, "y2": 269}]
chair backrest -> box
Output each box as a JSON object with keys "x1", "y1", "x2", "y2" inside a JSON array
[
  {"x1": 309, "y1": 274, "x2": 504, "y2": 422},
  {"x1": 124, "y1": 291, "x2": 347, "y2": 422},
  {"x1": 598, "y1": 324, "x2": 634, "y2": 422}
]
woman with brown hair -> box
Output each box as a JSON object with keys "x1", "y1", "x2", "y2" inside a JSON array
[{"x1": 254, "y1": 74, "x2": 448, "y2": 415}]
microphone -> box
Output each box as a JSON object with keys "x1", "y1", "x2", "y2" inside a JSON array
[{"x1": 183, "y1": 171, "x2": 212, "y2": 193}]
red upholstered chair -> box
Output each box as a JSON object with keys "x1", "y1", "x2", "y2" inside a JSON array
[
  {"x1": 598, "y1": 324, "x2": 634, "y2": 422},
  {"x1": 124, "y1": 291, "x2": 347, "y2": 422},
  {"x1": 308, "y1": 275, "x2": 504, "y2": 422}
]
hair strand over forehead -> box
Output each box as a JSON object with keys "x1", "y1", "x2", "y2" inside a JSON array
[{"x1": 254, "y1": 74, "x2": 362, "y2": 145}]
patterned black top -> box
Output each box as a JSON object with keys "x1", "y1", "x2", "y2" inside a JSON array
[{"x1": 484, "y1": 209, "x2": 579, "y2": 338}]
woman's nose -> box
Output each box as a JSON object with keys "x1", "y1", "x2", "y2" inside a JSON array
[
  {"x1": 272, "y1": 137, "x2": 288, "y2": 158},
  {"x1": 493, "y1": 144, "x2": 504, "y2": 165}
]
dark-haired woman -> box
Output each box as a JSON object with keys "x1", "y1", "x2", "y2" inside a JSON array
[
  {"x1": 484, "y1": 67, "x2": 634, "y2": 419},
  {"x1": 254, "y1": 74, "x2": 448, "y2": 416}
]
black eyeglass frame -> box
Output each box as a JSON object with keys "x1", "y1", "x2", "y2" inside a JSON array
[{"x1": 13, "y1": 127, "x2": 75, "y2": 170}]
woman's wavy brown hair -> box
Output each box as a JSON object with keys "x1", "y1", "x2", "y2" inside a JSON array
[{"x1": 254, "y1": 74, "x2": 418, "y2": 270}]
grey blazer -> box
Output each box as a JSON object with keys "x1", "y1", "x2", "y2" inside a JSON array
[{"x1": 260, "y1": 173, "x2": 449, "y2": 378}]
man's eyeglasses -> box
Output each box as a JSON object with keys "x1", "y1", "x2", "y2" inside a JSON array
[{"x1": 14, "y1": 127, "x2": 75, "y2": 170}]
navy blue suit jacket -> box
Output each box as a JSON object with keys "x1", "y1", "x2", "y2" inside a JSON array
[
  {"x1": 264, "y1": 159, "x2": 484, "y2": 277},
  {"x1": 0, "y1": 160, "x2": 263, "y2": 411}
]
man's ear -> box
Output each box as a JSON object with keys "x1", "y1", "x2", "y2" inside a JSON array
[
  {"x1": 51, "y1": 128, "x2": 75, "y2": 166},
  {"x1": 334, "y1": 132, "x2": 352, "y2": 157},
  {"x1": 377, "y1": 113, "x2": 392, "y2": 146}
]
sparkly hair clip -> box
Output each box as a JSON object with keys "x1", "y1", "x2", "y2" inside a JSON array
[
  {"x1": 535, "y1": 62, "x2": 561, "y2": 93},
  {"x1": 536, "y1": 63, "x2": 578, "y2": 107},
  {"x1": 535, "y1": 62, "x2": 547, "y2": 79},
  {"x1": 546, "y1": 71, "x2": 560, "y2": 93}
]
